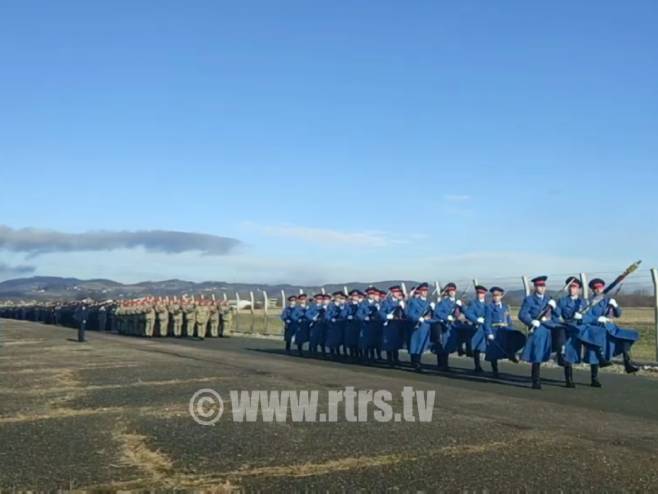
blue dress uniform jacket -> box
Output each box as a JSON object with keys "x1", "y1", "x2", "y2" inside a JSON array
[
  {"x1": 581, "y1": 297, "x2": 638, "y2": 363},
  {"x1": 553, "y1": 296, "x2": 588, "y2": 364},
  {"x1": 465, "y1": 299, "x2": 488, "y2": 352},
  {"x1": 325, "y1": 302, "x2": 344, "y2": 350},
  {"x1": 405, "y1": 297, "x2": 433, "y2": 356},
  {"x1": 342, "y1": 302, "x2": 361, "y2": 348},
  {"x1": 484, "y1": 303, "x2": 526, "y2": 362},
  {"x1": 308, "y1": 303, "x2": 328, "y2": 349},
  {"x1": 519, "y1": 294, "x2": 555, "y2": 363},
  {"x1": 280, "y1": 306, "x2": 295, "y2": 344},
  {"x1": 357, "y1": 300, "x2": 382, "y2": 350},
  {"x1": 379, "y1": 297, "x2": 405, "y2": 351},
  {"x1": 290, "y1": 305, "x2": 308, "y2": 344}
]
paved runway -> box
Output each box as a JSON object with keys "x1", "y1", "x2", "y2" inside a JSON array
[{"x1": 1, "y1": 319, "x2": 658, "y2": 490}]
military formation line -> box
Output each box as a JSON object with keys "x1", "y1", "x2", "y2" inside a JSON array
[
  {"x1": 280, "y1": 272, "x2": 642, "y2": 390},
  {"x1": 0, "y1": 296, "x2": 233, "y2": 339}
]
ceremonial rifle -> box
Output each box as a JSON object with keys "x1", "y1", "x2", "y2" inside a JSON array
[
  {"x1": 527, "y1": 278, "x2": 573, "y2": 329},
  {"x1": 578, "y1": 260, "x2": 642, "y2": 315}
]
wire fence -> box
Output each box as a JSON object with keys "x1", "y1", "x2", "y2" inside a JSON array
[{"x1": 222, "y1": 268, "x2": 658, "y2": 363}]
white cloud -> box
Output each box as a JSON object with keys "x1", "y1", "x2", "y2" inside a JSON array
[{"x1": 443, "y1": 194, "x2": 471, "y2": 202}]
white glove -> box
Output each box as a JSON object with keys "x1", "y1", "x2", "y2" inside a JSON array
[
  {"x1": 399, "y1": 300, "x2": 405, "y2": 308},
  {"x1": 531, "y1": 320, "x2": 541, "y2": 328},
  {"x1": 609, "y1": 298, "x2": 618, "y2": 308},
  {"x1": 347, "y1": 315, "x2": 353, "y2": 320},
  {"x1": 548, "y1": 299, "x2": 557, "y2": 309},
  {"x1": 487, "y1": 334, "x2": 495, "y2": 341},
  {"x1": 541, "y1": 316, "x2": 548, "y2": 322},
  {"x1": 430, "y1": 302, "x2": 436, "y2": 310},
  {"x1": 286, "y1": 319, "x2": 291, "y2": 324},
  {"x1": 386, "y1": 313, "x2": 394, "y2": 320},
  {"x1": 598, "y1": 316, "x2": 609, "y2": 324},
  {"x1": 477, "y1": 317, "x2": 485, "y2": 324},
  {"x1": 365, "y1": 316, "x2": 370, "y2": 321},
  {"x1": 331, "y1": 318, "x2": 336, "y2": 322},
  {"x1": 573, "y1": 313, "x2": 583, "y2": 320},
  {"x1": 418, "y1": 317, "x2": 425, "y2": 323},
  {"x1": 447, "y1": 315, "x2": 455, "y2": 322},
  {"x1": 456, "y1": 300, "x2": 463, "y2": 307}
]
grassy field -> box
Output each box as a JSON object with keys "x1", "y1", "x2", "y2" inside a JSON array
[{"x1": 229, "y1": 307, "x2": 658, "y2": 362}]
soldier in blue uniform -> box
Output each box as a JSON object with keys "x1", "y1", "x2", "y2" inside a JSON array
[
  {"x1": 519, "y1": 276, "x2": 558, "y2": 389},
  {"x1": 405, "y1": 283, "x2": 433, "y2": 372},
  {"x1": 357, "y1": 287, "x2": 382, "y2": 363},
  {"x1": 379, "y1": 285, "x2": 406, "y2": 366},
  {"x1": 552, "y1": 277, "x2": 587, "y2": 388},
  {"x1": 291, "y1": 293, "x2": 309, "y2": 356},
  {"x1": 581, "y1": 278, "x2": 639, "y2": 386},
  {"x1": 465, "y1": 285, "x2": 488, "y2": 373},
  {"x1": 431, "y1": 282, "x2": 466, "y2": 371},
  {"x1": 75, "y1": 303, "x2": 89, "y2": 343},
  {"x1": 484, "y1": 287, "x2": 526, "y2": 378},
  {"x1": 307, "y1": 293, "x2": 327, "y2": 356},
  {"x1": 280, "y1": 295, "x2": 297, "y2": 354},
  {"x1": 325, "y1": 291, "x2": 346, "y2": 358},
  {"x1": 342, "y1": 289, "x2": 363, "y2": 360}
]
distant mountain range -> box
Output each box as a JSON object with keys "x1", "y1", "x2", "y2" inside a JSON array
[{"x1": 0, "y1": 276, "x2": 529, "y2": 303}]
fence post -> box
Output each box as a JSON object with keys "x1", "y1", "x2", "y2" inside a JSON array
[
  {"x1": 580, "y1": 272, "x2": 589, "y2": 300},
  {"x1": 281, "y1": 290, "x2": 286, "y2": 310},
  {"x1": 651, "y1": 268, "x2": 658, "y2": 361},
  {"x1": 522, "y1": 276, "x2": 531, "y2": 296},
  {"x1": 235, "y1": 292, "x2": 240, "y2": 332},
  {"x1": 263, "y1": 290, "x2": 269, "y2": 334}
]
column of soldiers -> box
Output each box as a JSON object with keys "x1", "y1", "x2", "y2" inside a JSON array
[
  {"x1": 281, "y1": 276, "x2": 641, "y2": 390},
  {"x1": 0, "y1": 296, "x2": 233, "y2": 340}
]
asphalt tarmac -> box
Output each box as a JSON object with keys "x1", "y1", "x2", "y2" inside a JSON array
[{"x1": 1, "y1": 319, "x2": 657, "y2": 491}]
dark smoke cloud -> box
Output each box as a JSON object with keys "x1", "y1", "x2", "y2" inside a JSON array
[
  {"x1": 0, "y1": 225, "x2": 242, "y2": 256},
  {"x1": 0, "y1": 262, "x2": 37, "y2": 277}
]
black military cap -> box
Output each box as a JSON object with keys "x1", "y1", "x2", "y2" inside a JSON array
[
  {"x1": 287, "y1": 295, "x2": 297, "y2": 302},
  {"x1": 489, "y1": 286, "x2": 505, "y2": 294},
  {"x1": 565, "y1": 276, "x2": 582, "y2": 288},
  {"x1": 531, "y1": 276, "x2": 548, "y2": 286},
  {"x1": 589, "y1": 278, "x2": 606, "y2": 290},
  {"x1": 416, "y1": 282, "x2": 429, "y2": 291},
  {"x1": 475, "y1": 285, "x2": 488, "y2": 293}
]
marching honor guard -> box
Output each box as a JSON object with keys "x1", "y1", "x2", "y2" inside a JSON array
[
  {"x1": 325, "y1": 292, "x2": 346, "y2": 358},
  {"x1": 307, "y1": 294, "x2": 326, "y2": 356},
  {"x1": 581, "y1": 278, "x2": 639, "y2": 385},
  {"x1": 379, "y1": 285, "x2": 406, "y2": 366},
  {"x1": 553, "y1": 277, "x2": 588, "y2": 388},
  {"x1": 291, "y1": 293, "x2": 309, "y2": 356},
  {"x1": 465, "y1": 285, "x2": 489, "y2": 373},
  {"x1": 519, "y1": 276, "x2": 558, "y2": 389},
  {"x1": 484, "y1": 287, "x2": 526, "y2": 378},
  {"x1": 342, "y1": 290, "x2": 363, "y2": 359},
  {"x1": 432, "y1": 282, "x2": 465, "y2": 371},
  {"x1": 281, "y1": 295, "x2": 297, "y2": 353},
  {"x1": 357, "y1": 287, "x2": 382, "y2": 363},
  {"x1": 405, "y1": 283, "x2": 433, "y2": 372}
]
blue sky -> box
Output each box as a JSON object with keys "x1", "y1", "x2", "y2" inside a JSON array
[{"x1": 1, "y1": 0, "x2": 657, "y2": 284}]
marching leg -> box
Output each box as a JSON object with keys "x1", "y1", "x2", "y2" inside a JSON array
[
  {"x1": 473, "y1": 350, "x2": 483, "y2": 373},
  {"x1": 564, "y1": 364, "x2": 575, "y2": 388},
  {"x1": 591, "y1": 364, "x2": 601, "y2": 387},
  {"x1": 531, "y1": 363, "x2": 542, "y2": 389},
  {"x1": 623, "y1": 350, "x2": 639, "y2": 374},
  {"x1": 490, "y1": 359, "x2": 499, "y2": 378}
]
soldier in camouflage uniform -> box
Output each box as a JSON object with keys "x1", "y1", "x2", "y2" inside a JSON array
[
  {"x1": 195, "y1": 300, "x2": 210, "y2": 339},
  {"x1": 169, "y1": 297, "x2": 183, "y2": 337},
  {"x1": 183, "y1": 298, "x2": 197, "y2": 337},
  {"x1": 220, "y1": 302, "x2": 232, "y2": 337},
  {"x1": 208, "y1": 300, "x2": 220, "y2": 337},
  {"x1": 143, "y1": 299, "x2": 156, "y2": 337},
  {"x1": 155, "y1": 298, "x2": 170, "y2": 337}
]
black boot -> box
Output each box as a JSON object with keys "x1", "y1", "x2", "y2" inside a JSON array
[
  {"x1": 565, "y1": 365, "x2": 575, "y2": 388},
  {"x1": 285, "y1": 341, "x2": 291, "y2": 354},
  {"x1": 531, "y1": 363, "x2": 542, "y2": 389},
  {"x1": 591, "y1": 364, "x2": 601, "y2": 387},
  {"x1": 474, "y1": 351, "x2": 483, "y2": 373},
  {"x1": 491, "y1": 359, "x2": 499, "y2": 378},
  {"x1": 623, "y1": 352, "x2": 639, "y2": 374},
  {"x1": 297, "y1": 344, "x2": 304, "y2": 357},
  {"x1": 413, "y1": 354, "x2": 423, "y2": 373}
]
